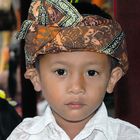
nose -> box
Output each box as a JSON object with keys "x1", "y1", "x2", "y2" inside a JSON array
[{"x1": 68, "y1": 74, "x2": 85, "y2": 95}]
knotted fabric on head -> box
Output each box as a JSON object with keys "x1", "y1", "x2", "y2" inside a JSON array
[{"x1": 17, "y1": 0, "x2": 128, "y2": 75}]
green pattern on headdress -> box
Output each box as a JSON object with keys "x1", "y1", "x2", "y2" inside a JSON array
[
  {"x1": 101, "y1": 32, "x2": 125, "y2": 56},
  {"x1": 47, "y1": 0, "x2": 82, "y2": 27},
  {"x1": 17, "y1": 20, "x2": 33, "y2": 40},
  {"x1": 38, "y1": 4, "x2": 49, "y2": 25}
]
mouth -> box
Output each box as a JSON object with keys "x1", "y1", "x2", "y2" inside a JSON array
[{"x1": 65, "y1": 102, "x2": 85, "y2": 109}]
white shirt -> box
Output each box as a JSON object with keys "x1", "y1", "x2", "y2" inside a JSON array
[{"x1": 7, "y1": 103, "x2": 140, "y2": 140}]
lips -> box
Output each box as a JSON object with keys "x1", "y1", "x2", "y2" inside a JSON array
[{"x1": 65, "y1": 102, "x2": 85, "y2": 109}]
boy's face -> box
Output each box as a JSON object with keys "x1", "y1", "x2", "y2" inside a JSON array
[{"x1": 31, "y1": 51, "x2": 122, "y2": 123}]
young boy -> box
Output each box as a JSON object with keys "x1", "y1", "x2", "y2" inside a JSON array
[{"x1": 7, "y1": 0, "x2": 140, "y2": 139}]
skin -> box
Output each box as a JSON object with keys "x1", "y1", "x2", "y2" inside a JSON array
[{"x1": 28, "y1": 51, "x2": 123, "y2": 139}]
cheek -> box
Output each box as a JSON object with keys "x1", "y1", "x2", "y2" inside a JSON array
[
  {"x1": 87, "y1": 87, "x2": 106, "y2": 103},
  {"x1": 40, "y1": 76, "x2": 66, "y2": 101},
  {"x1": 87, "y1": 78, "x2": 109, "y2": 92},
  {"x1": 86, "y1": 85, "x2": 106, "y2": 111},
  {"x1": 86, "y1": 78, "x2": 109, "y2": 100}
]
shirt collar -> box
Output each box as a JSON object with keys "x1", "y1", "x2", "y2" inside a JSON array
[
  {"x1": 74, "y1": 103, "x2": 110, "y2": 139},
  {"x1": 22, "y1": 104, "x2": 66, "y2": 134},
  {"x1": 22, "y1": 102, "x2": 111, "y2": 139}
]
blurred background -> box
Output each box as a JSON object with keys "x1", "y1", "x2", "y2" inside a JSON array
[{"x1": 0, "y1": 0, "x2": 140, "y2": 128}]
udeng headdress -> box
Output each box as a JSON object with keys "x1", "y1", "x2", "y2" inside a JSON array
[{"x1": 17, "y1": 0, "x2": 128, "y2": 74}]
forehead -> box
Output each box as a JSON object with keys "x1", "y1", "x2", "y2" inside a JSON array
[{"x1": 39, "y1": 51, "x2": 110, "y2": 67}]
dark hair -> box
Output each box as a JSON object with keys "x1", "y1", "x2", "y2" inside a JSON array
[
  {"x1": 0, "y1": 98, "x2": 22, "y2": 139},
  {"x1": 34, "y1": 55, "x2": 42, "y2": 70},
  {"x1": 110, "y1": 56, "x2": 119, "y2": 71}
]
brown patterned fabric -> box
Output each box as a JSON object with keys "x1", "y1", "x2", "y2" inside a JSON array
[{"x1": 17, "y1": 0, "x2": 128, "y2": 75}]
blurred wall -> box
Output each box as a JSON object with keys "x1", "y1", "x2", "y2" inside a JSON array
[{"x1": 115, "y1": 0, "x2": 140, "y2": 127}]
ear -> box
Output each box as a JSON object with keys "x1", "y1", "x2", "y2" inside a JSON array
[
  {"x1": 24, "y1": 68, "x2": 42, "y2": 92},
  {"x1": 107, "y1": 67, "x2": 123, "y2": 93}
]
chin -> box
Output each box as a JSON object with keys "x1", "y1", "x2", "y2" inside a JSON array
[{"x1": 62, "y1": 113, "x2": 94, "y2": 123}]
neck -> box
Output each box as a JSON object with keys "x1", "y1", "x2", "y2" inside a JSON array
[
  {"x1": 58, "y1": 118, "x2": 88, "y2": 139},
  {"x1": 53, "y1": 112, "x2": 94, "y2": 140}
]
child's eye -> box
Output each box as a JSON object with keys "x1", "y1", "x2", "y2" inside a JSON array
[
  {"x1": 55, "y1": 69, "x2": 67, "y2": 76},
  {"x1": 86, "y1": 70, "x2": 98, "y2": 77}
]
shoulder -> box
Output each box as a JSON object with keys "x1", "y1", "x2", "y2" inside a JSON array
[
  {"x1": 7, "y1": 115, "x2": 45, "y2": 139},
  {"x1": 108, "y1": 117, "x2": 140, "y2": 139}
]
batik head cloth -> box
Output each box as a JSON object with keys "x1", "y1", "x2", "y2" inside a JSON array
[{"x1": 17, "y1": 0, "x2": 128, "y2": 74}]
